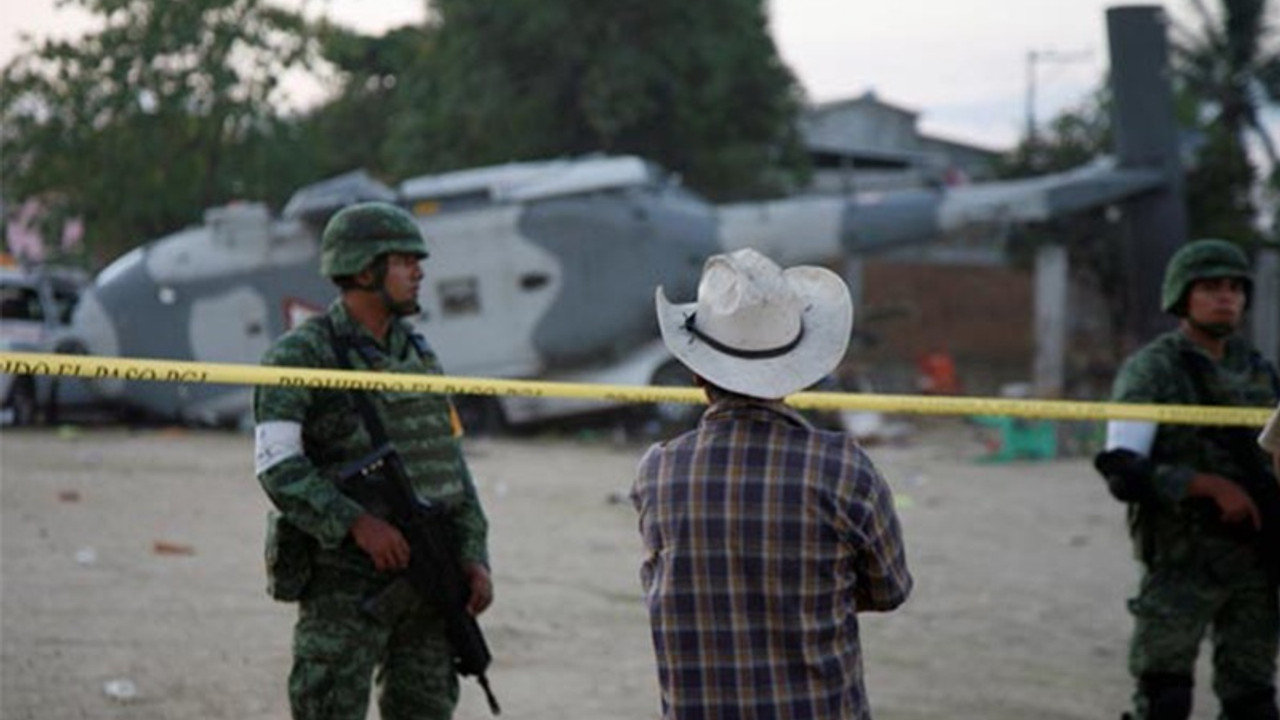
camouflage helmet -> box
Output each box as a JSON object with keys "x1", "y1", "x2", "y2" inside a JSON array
[
  {"x1": 1160, "y1": 238, "x2": 1252, "y2": 315},
  {"x1": 319, "y1": 201, "x2": 428, "y2": 278}
]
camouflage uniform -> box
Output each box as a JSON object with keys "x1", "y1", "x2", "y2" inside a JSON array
[
  {"x1": 1111, "y1": 332, "x2": 1279, "y2": 717},
  {"x1": 255, "y1": 202, "x2": 489, "y2": 720}
]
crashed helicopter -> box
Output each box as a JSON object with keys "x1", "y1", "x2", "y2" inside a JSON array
[
  {"x1": 18, "y1": 5, "x2": 1178, "y2": 430},
  {"x1": 57, "y1": 151, "x2": 1162, "y2": 430}
]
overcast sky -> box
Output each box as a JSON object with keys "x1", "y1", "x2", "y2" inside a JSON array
[{"x1": 0, "y1": 0, "x2": 1167, "y2": 149}]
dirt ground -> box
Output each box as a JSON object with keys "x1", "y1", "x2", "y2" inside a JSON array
[{"x1": 0, "y1": 419, "x2": 1228, "y2": 719}]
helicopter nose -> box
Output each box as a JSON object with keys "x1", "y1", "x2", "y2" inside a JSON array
[{"x1": 67, "y1": 288, "x2": 125, "y2": 400}]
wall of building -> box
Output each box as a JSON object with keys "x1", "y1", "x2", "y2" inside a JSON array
[{"x1": 848, "y1": 259, "x2": 1033, "y2": 397}]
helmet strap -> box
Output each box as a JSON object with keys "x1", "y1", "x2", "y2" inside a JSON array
[{"x1": 363, "y1": 254, "x2": 420, "y2": 317}]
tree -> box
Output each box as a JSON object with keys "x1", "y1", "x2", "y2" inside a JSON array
[
  {"x1": 293, "y1": 22, "x2": 435, "y2": 182},
  {"x1": 997, "y1": 90, "x2": 1112, "y2": 177},
  {"x1": 376, "y1": 0, "x2": 809, "y2": 200},
  {"x1": 0, "y1": 0, "x2": 317, "y2": 266},
  {"x1": 1184, "y1": 124, "x2": 1268, "y2": 241},
  {"x1": 1172, "y1": 0, "x2": 1280, "y2": 242}
]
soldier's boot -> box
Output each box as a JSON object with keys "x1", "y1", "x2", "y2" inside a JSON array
[
  {"x1": 1222, "y1": 686, "x2": 1279, "y2": 720},
  {"x1": 1138, "y1": 673, "x2": 1193, "y2": 720}
]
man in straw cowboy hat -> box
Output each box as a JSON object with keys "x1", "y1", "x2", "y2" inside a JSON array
[{"x1": 631, "y1": 248, "x2": 913, "y2": 720}]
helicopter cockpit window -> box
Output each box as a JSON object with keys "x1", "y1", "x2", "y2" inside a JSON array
[{"x1": 437, "y1": 277, "x2": 480, "y2": 316}]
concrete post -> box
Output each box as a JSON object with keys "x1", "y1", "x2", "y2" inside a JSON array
[{"x1": 1033, "y1": 244, "x2": 1069, "y2": 397}]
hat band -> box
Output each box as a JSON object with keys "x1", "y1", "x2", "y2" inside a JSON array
[{"x1": 683, "y1": 312, "x2": 804, "y2": 360}]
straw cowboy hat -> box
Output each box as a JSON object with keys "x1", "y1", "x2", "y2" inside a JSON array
[{"x1": 655, "y1": 248, "x2": 854, "y2": 400}]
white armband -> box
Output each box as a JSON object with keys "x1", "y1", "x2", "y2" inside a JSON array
[
  {"x1": 1105, "y1": 420, "x2": 1157, "y2": 456},
  {"x1": 255, "y1": 421, "x2": 304, "y2": 475}
]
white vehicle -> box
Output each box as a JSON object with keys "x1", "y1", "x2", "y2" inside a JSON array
[{"x1": 0, "y1": 261, "x2": 93, "y2": 425}]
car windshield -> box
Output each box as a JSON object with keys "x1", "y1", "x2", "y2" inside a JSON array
[{"x1": 0, "y1": 284, "x2": 43, "y2": 322}]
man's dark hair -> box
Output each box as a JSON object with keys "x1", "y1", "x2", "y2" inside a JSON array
[{"x1": 702, "y1": 378, "x2": 767, "y2": 403}]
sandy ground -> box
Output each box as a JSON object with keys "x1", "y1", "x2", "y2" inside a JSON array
[{"x1": 0, "y1": 419, "x2": 1229, "y2": 719}]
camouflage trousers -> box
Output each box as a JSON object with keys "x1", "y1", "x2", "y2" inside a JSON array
[
  {"x1": 1127, "y1": 540, "x2": 1278, "y2": 719},
  {"x1": 288, "y1": 565, "x2": 458, "y2": 720}
]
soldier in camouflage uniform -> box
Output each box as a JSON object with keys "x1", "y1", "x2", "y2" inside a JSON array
[
  {"x1": 253, "y1": 202, "x2": 492, "y2": 720},
  {"x1": 1103, "y1": 239, "x2": 1279, "y2": 720}
]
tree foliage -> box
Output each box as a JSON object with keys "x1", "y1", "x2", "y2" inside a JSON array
[
  {"x1": 1184, "y1": 124, "x2": 1267, "y2": 241},
  {"x1": 3, "y1": 0, "x2": 812, "y2": 267},
  {"x1": 995, "y1": 91, "x2": 1112, "y2": 177},
  {"x1": 292, "y1": 22, "x2": 434, "y2": 182},
  {"x1": 1172, "y1": 0, "x2": 1280, "y2": 242},
  {"x1": 0, "y1": 0, "x2": 318, "y2": 265},
  {"x1": 1174, "y1": 0, "x2": 1280, "y2": 169},
  {"x1": 378, "y1": 0, "x2": 809, "y2": 200}
]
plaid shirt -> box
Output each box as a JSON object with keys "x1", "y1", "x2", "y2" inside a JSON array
[{"x1": 632, "y1": 398, "x2": 912, "y2": 720}]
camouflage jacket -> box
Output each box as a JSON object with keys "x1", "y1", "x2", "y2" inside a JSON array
[
  {"x1": 254, "y1": 299, "x2": 488, "y2": 574},
  {"x1": 1111, "y1": 330, "x2": 1278, "y2": 557}
]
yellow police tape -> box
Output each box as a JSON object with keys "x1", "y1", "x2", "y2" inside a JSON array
[{"x1": 0, "y1": 351, "x2": 1272, "y2": 427}]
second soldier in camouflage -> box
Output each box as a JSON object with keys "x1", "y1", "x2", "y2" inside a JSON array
[{"x1": 1102, "y1": 239, "x2": 1279, "y2": 720}]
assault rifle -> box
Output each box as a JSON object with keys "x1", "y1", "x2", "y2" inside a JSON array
[
  {"x1": 1197, "y1": 424, "x2": 1280, "y2": 580},
  {"x1": 338, "y1": 444, "x2": 501, "y2": 715},
  {"x1": 1181, "y1": 349, "x2": 1280, "y2": 581},
  {"x1": 1095, "y1": 349, "x2": 1280, "y2": 582},
  {"x1": 1096, "y1": 436, "x2": 1280, "y2": 582}
]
